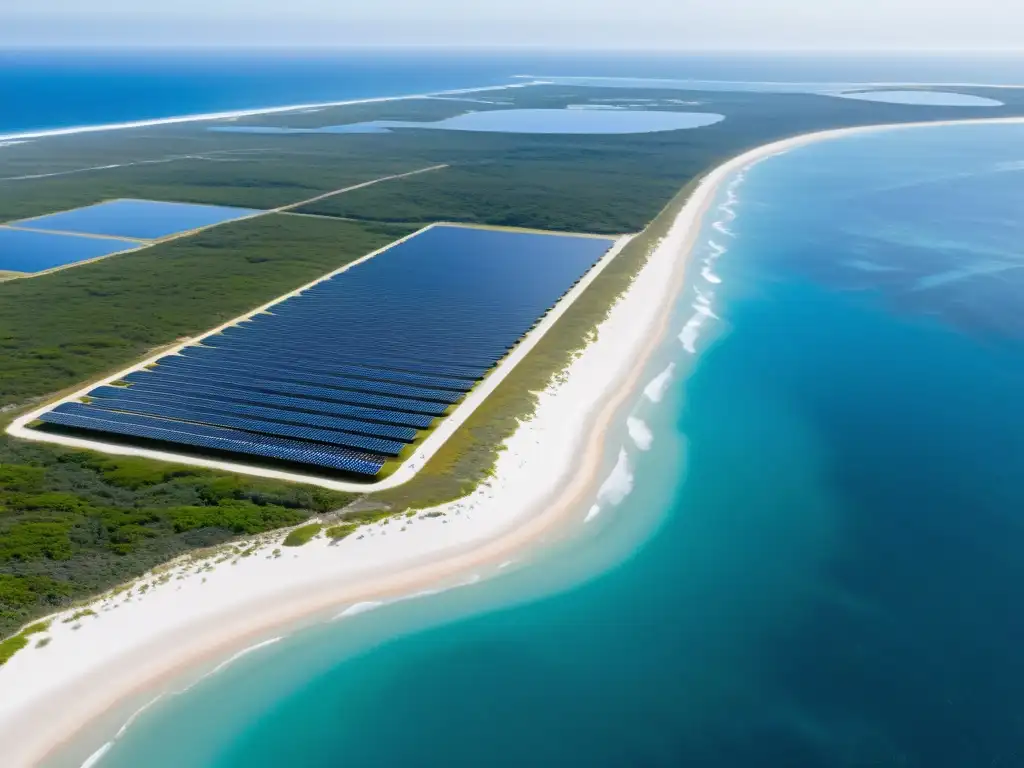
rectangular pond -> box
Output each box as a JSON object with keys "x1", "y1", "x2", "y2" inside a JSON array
[
  {"x1": 34, "y1": 225, "x2": 618, "y2": 479},
  {"x1": 13, "y1": 199, "x2": 263, "y2": 241},
  {"x1": 0, "y1": 227, "x2": 142, "y2": 273}
]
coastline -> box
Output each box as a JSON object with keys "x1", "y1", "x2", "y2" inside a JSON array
[
  {"x1": 4, "y1": 115, "x2": 1024, "y2": 766},
  {"x1": 0, "y1": 82, "x2": 539, "y2": 145}
]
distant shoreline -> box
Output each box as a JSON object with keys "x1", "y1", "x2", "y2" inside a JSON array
[
  {"x1": 4, "y1": 114, "x2": 1024, "y2": 768},
  {"x1": 5, "y1": 74, "x2": 1023, "y2": 146},
  {"x1": 0, "y1": 82, "x2": 541, "y2": 144}
]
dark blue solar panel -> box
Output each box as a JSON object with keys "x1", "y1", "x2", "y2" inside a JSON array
[
  {"x1": 41, "y1": 406, "x2": 385, "y2": 476},
  {"x1": 153, "y1": 356, "x2": 462, "y2": 404},
  {"x1": 178, "y1": 346, "x2": 473, "y2": 392},
  {"x1": 199, "y1": 338, "x2": 490, "y2": 380},
  {"x1": 41, "y1": 226, "x2": 614, "y2": 473},
  {"x1": 93, "y1": 384, "x2": 434, "y2": 429},
  {"x1": 88, "y1": 389, "x2": 417, "y2": 441},
  {"x1": 206, "y1": 332, "x2": 503, "y2": 372},
  {"x1": 83, "y1": 399, "x2": 406, "y2": 456},
  {"x1": 123, "y1": 370, "x2": 449, "y2": 416}
]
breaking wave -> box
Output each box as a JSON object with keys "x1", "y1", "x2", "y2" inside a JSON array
[
  {"x1": 643, "y1": 363, "x2": 675, "y2": 403},
  {"x1": 597, "y1": 449, "x2": 635, "y2": 506},
  {"x1": 626, "y1": 417, "x2": 654, "y2": 451},
  {"x1": 80, "y1": 742, "x2": 113, "y2": 768},
  {"x1": 333, "y1": 601, "x2": 386, "y2": 621}
]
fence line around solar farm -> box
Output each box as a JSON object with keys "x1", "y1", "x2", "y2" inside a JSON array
[
  {"x1": 7, "y1": 227, "x2": 634, "y2": 491},
  {"x1": 0, "y1": 164, "x2": 448, "y2": 280}
]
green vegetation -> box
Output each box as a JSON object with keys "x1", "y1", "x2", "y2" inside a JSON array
[
  {"x1": 63, "y1": 609, "x2": 97, "y2": 623},
  {"x1": 283, "y1": 524, "x2": 322, "y2": 547},
  {"x1": 0, "y1": 619, "x2": 50, "y2": 665},
  {"x1": 21, "y1": 620, "x2": 51, "y2": 636},
  {"x1": 0, "y1": 633, "x2": 28, "y2": 665},
  {"x1": 326, "y1": 523, "x2": 359, "y2": 541},
  {"x1": 0, "y1": 439, "x2": 354, "y2": 639}
]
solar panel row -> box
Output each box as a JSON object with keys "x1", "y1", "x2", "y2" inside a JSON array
[
  {"x1": 88, "y1": 389, "x2": 418, "y2": 441},
  {"x1": 92, "y1": 384, "x2": 435, "y2": 429},
  {"x1": 82, "y1": 398, "x2": 406, "y2": 456},
  {"x1": 122, "y1": 370, "x2": 450, "y2": 416},
  {"x1": 212, "y1": 328, "x2": 507, "y2": 368},
  {"x1": 41, "y1": 406, "x2": 386, "y2": 475},
  {"x1": 153, "y1": 356, "x2": 464, "y2": 404},
  {"x1": 178, "y1": 346, "x2": 474, "y2": 392},
  {"x1": 200, "y1": 337, "x2": 490, "y2": 380},
  {"x1": 38, "y1": 226, "x2": 615, "y2": 477}
]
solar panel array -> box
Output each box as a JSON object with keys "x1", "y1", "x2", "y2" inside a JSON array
[{"x1": 37, "y1": 226, "x2": 615, "y2": 478}]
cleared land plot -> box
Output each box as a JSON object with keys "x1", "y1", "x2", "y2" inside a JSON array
[
  {"x1": 0, "y1": 227, "x2": 142, "y2": 273},
  {"x1": 30, "y1": 225, "x2": 615, "y2": 480},
  {"x1": 11, "y1": 198, "x2": 262, "y2": 241}
]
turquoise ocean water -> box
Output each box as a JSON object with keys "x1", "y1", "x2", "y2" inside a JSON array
[{"x1": 55, "y1": 119, "x2": 1024, "y2": 767}]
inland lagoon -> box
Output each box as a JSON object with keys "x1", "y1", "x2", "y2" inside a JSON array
[{"x1": 211, "y1": 108, "x2": 726, "y2": 135}]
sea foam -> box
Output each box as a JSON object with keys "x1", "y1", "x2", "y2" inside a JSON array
[
  {"x1": 643, "y1": 363, "x2": 675, "y2": 403},
  {"x1": 597, "y1": 449, "x2": 635, "y2": 506},
  {"x1": 626, "y1": 417, "x2": 654, "y2": 451},
  {"x1": 187, "y1": 638, "x2": 283, "y2": 688},
  {"x1": 80, "y1": 742, "x2": 113, "y2": 768},
  {"x1": 115, "y1": 695, "x2": 164, "y2": 739},
  {"x1": 679, "y1": 314, "x2": 705, "y2": 354},
  {"x1": 334, "y1": 601, "x2": 385, "y2": 620}
]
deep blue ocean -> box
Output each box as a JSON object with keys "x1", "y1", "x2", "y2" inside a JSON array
[
  {"x1": 10, "y1": 52, "x2": 1024, "y2": 767},
  {"x1": 5, "y1": 50, "x2": 1024, "y2": 134}
]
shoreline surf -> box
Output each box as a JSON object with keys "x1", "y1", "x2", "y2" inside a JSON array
[{"x1": 4, "y1": 113, "x2": 1024, "y2": 767}]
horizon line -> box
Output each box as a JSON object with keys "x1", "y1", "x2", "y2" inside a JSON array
[{"x1": 4, "y1": 44, "x2": 1024, "y2": 55}]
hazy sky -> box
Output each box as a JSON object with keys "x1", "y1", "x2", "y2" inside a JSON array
[{"x1": 5, "y1": 0, "x2": 1023, "y2": 50}]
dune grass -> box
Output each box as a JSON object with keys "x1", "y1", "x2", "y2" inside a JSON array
[{"x1": 283, "y1": 524, "x2": 323, "y2": 547}]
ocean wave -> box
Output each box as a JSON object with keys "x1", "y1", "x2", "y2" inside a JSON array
[
  {"x1": 693, "y1": 296, "x2": 718, "y2": 320},
  {"x1": 643, "y1": 363, "x2": 675, "y2": 403},
  {"x1": 86, "y1": 637, "x2": 282, "y2": 762},
  {"x1": 712, "y1": 220, "x2": 733, "y2": 237},
  {"x1": 700, "y1": 266, "x2": 723, "y2": 285},
  {"x1": 584, "y1": 505, "x2": 602, "y2": 523},
  {"x1": 80, "y1": 742, "x2": 113, "y2": 768},
  {"x1": 679, "y1": 312, "x2": 706, "y2": 354},
  {"x1": 333, "y1": 601, "x2": 385, "y2": 621},
  {"x1": 597, "y1": 449, "x2": 634, "y2": 506},
  {"x1": 626, "y1": 417, "x2": 654, "y2": 451},
  {"x1": 208, "y1": 639, "x2": 281, "y2": 677},
  {"x1": 115, "y1": 695, "x2": 164, "y2": 739}
]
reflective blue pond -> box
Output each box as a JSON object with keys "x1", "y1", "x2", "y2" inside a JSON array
[
  {"x1": 213, "y1": 109, "x2": 725, "y2": 136},
  {"x1": 0, "y1": 228, "x2": 140, "y2": 273},
  {"x1": 18, "y1": 199, "x2": 262, "y2": 241},
  {"x1": 836, "y1": 90, "x2": 1004, "y2": 106}
]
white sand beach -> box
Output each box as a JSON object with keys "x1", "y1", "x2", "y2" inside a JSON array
[{"x1": 4, "y1": 115, "x2": 1023, "y2": 766}]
